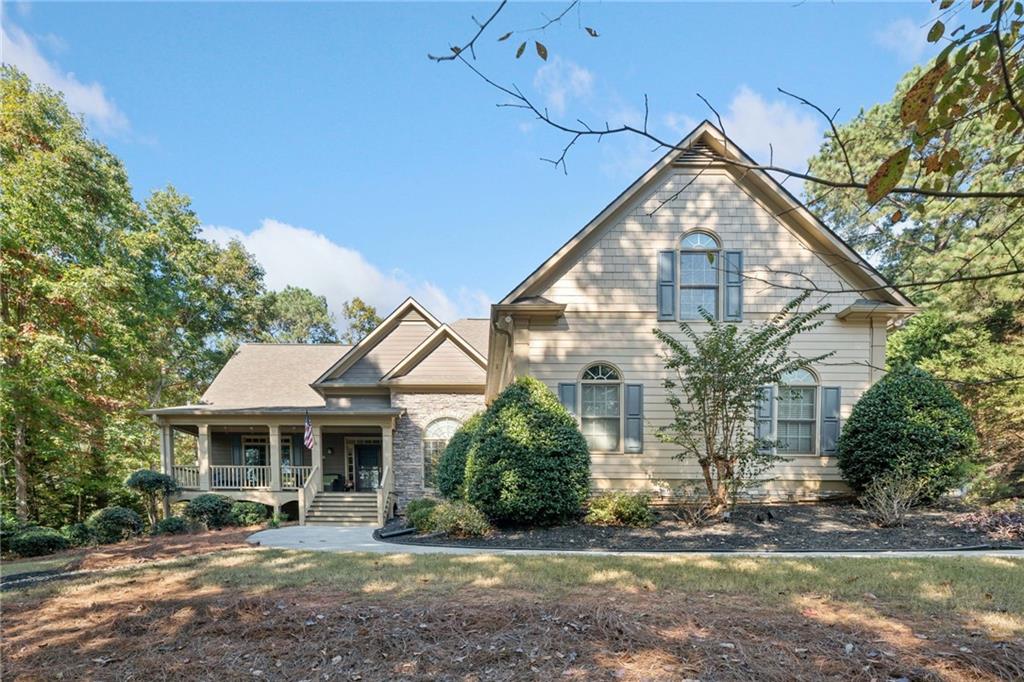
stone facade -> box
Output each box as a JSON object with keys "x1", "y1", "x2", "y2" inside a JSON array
[{"x1": 390, "y1": 391, "x2": 485, "y2": 506}]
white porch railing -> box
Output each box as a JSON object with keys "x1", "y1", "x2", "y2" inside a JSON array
[
  {"x1": 298, "y1": 464, "x2": 320, "y2": 525},
  {"x1": 282, "y1": 465, "x2": 313, "y2": 490},
  {"x1": 377, "y1": 465, "x2": 395, "y2": 527},
  {"x1": 210, "y1": 465, "x2": 271, "y2": 490},
  {"x1": 172, "y1": 465, "x2": 200, "y2": 490}
]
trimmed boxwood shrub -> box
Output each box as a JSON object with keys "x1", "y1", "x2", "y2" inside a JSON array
[
  {"x1": 427, "y1": 501, "x2": 491, "y2": 538},
  {"x1": 154, "y1": 516, "x2": 189, "y2": 535},
  {"x1": 184, "y1": 494, "x2": 235, "y2": 529},
  {"x1": 585, "y1": 493, "x2": 656, "y2": 527},
  {"x1": 837, "y1": 366, "x2": 979, "y2": 501},
  {"x1": 436, "y1": 413, "x2": 483, "y2": 500},
  {"x1": 9, "y1": 527, "x2": 69, "y2": 557},
  {"x1": 61, "y1": 522, "x2": 92, "y2": 547},
  {"x1": 464, "y1": 376, "x2": 590, "y2": 526},
  {"x1": 229, "y1": 501, "x2": 268, "y2": 526},
  {"x1": 86, "y1": 506, "x2": 144, "y2": 544},
  {"x1": 405, "y1": 498, "x2": 439, "y2": 532}
]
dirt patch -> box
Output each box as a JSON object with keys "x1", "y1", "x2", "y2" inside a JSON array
[
  {"x1": 386, "y1": 501, "x2": 1012, "y2": 552},
  {"x1": 2, "y1": 571, "x2": 1020, "y2": 681}
]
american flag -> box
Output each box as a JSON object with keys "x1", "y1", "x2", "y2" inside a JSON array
[{"x1": 303, "y1": 412, "x2": 315, "y2": 450}]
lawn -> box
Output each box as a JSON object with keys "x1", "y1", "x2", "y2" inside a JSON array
[{"x1": 2, "y1": 546, "x2": 1023, "y2": 680}]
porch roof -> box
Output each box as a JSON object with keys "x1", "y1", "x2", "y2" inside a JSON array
[{"x1": 143, "y1": 405, "x2": 403, "y2": 417}]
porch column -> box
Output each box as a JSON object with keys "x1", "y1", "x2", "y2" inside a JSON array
[
  {"x1": 382, "y1": 424, "x2": 394, "y2": 474},
  {"x1": 197, "y1": 423, "x2": 211, "y2": 490},
  {"x1": 159, "y1": 424, "x2": 172, "y2": 475},
  {"x1": 269, "y1": 424, "x2": 282, "y2": 491},
  {"x1": 311, "y1": 425, "x2": 323, "y2": 492}
]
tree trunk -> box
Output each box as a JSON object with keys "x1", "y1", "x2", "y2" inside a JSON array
[
  {"x1": 161, "y1": 494, "x2": 171, "y2": 521},
  {"x1": 13, "y1": 416, "x2": 30, "y2": 522}
]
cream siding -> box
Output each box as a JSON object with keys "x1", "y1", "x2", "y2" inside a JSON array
[
  {"x1": 527, "y1": 168, "x2": 883, "y2": 499},
  {"x1": 390, "y1": 338, "x2": 486, "y2": 385},
  {"x1": 335, "y1": 317, "x2": 435, "y2": 384}
]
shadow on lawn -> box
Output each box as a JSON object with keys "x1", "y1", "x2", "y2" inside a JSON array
[{"x1": 3, "y1": 551, "x2": 1023, "y2": 681}]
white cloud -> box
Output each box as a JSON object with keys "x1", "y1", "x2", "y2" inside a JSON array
[
  {"x1": 875, "y1": 17, "x2": 931, "y2": 63},
  {"x1": 533, "y1": 56, "x2": 594, "y2": 116},
  {"x1": 1, "y1": 23, "x2": 129, "y2": 134},
  {"x1": 719, "y1": 85, "x2": 823, "y2": 173},
  {"x1": 201, "y1": 219, "x2": 490, "y2": 329}
]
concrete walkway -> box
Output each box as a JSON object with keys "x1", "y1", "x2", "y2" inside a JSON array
[{"x1": 247, "y1": 525, "x2": 1024, "y2": 558}]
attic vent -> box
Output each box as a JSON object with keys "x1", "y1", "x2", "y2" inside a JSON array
[{"x1": 673, "y1": 140, "x2": 713, "y2": 164}]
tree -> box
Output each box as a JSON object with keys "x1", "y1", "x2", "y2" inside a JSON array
[
  {"x1": 124, "y1": 470, "x2": 178, "y2": 528},
  {"x1": 654, "y1": 294, "x2": 831, "y2": 513},
  {"x1": 258, "y1": 286, "x2": 338, "y2": 343},
  {"x1": 340, "y1": 297, "x2": 382, "y2": 344}
]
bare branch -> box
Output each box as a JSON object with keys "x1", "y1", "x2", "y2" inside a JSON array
[
  {"x1": 777, "y1": 87, "x2": 857, "y2": 184},
  {"x1": 995, "y1": 0, "x2": 1024, "y2": 122},
  {"x1": 428, "y1": 0, "x2": 508, "y2": 62}
]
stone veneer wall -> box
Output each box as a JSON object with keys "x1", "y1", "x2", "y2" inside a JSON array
[{"x1": 390, "y1": 392, "x2": 485, "y2": 507}]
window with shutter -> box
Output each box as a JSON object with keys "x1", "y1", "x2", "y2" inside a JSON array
[
  {"x1": 624, "y1": 383, "x2": 643, "y2": 453},
  {"x1": 579, "y1": 363, "x2": 623, "y2": 452},
  {"x1": 777, "y1": 369, "x2": 817, "y2": 455}
]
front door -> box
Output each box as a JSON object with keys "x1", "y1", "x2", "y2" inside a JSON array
[{"x1": 354, "y1": 443, "x2": 382, "y2": 491}]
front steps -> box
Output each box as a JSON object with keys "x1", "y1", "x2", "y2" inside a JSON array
[{"x1": 304, "y1": 491, "x2": 378, "y2": 525}]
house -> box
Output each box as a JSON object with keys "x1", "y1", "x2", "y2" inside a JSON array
[{"x1": 147, "y1": 121, "x2": 915, "y2": 524}]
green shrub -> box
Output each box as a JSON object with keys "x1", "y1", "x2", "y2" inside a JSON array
[
  {"x1": 436, "y1": 413, "x2": 484, "y2": 500},
  {"x1": 585, "y1": 492, "x2": 656, "y2": 527},
  {"x1": 9, "y1": 527, "x2": 70, "y2": 557},
  {"x1": 0, "y1": 512, "x2": 26, "y2": 553},
  {"x1": 86, "y1": 506, "x2": 144, "y2": 544},
  {"x1": 268, "y1": 511, "x2": 288, "y2": 529},
  {"x1": 154, "y1": 516, "x2": 189, "y2": 535},
  {"x1": 464, "y1": 376, "x2": 590, "y2": 526},
  {"x1": 837, "y1": 366, "x2": 979, "y2": 500},
  {"x1": 405, "y1": 498, "x2": 440, "y2": 532},
  {"x1": 183, "y1": 494, "x2": 235, "y2": 529},
  {"x1": 427, "y1": 501, "x2": 491, "y2": 538},
  {"x1": 229, "y1": 501, "x2": 268, "y2": 526},
  {"x1": 124, "y1": 469, "x2": 179, "y2": 527},
  {"x1": 60, "y1": 522, "x2": 92, "y2": 547}
]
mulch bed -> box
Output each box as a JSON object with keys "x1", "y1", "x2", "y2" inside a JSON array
[
  {"x1": 4, "y1": 578, "x2": 1021, "y2": 681},
  {"x1": 383, "y1": 501, "x2": 1017, "y2": 552}
]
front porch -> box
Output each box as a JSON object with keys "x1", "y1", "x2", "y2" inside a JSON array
[{"x1": 153, "y1": 411, "x2": 401, "y2": 525}]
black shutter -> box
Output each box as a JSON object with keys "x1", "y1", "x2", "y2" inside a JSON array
[
  {"x1": 657, "y1": 250, "x2": 676, "y2": 320},
  {"x1": 755, "y1": 386, "x2": 775, "y2": 453},
  {"x1": 724, "y1": 250, "x2": 743, "y2": 321},
  {"x1": 624, "y1": 384, "x2": 644, "y2": 453},
  {"x1": 820, "y1": 386, "x2": 841, "y2": 455},
  {"x1": 558, "y1": 383, "x2": 577, "y2": 418}
]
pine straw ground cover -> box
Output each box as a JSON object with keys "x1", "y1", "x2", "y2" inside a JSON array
[{"x1": 2, "y1": 549, "x2": 1023, "y2": 681}]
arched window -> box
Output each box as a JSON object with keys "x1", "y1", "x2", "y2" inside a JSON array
[
  {"x1": 679, "y1": 231, "x2": 721, "y2": 319},
  {"x1": 777, "y1": 368, "x2": 817, "y2": 454},
  {"x1": 422, "y1": 417, "x2": 461, "y2": 488},
  {"x1": 580, "y1": 363, "x2": 622, "y2": 452}
]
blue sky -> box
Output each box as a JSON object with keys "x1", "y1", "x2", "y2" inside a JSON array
[{"x1": 2, "y1": 1, "x2": 937, "y2": 322}]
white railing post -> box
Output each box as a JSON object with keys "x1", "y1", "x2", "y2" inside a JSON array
[{"x1": 298, "y1": 463, "x2": 319, "y2": 526}]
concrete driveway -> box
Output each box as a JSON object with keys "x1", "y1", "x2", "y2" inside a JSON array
[{"x1": 247, "y1": 525, "x2": 1024, "y2": 558}]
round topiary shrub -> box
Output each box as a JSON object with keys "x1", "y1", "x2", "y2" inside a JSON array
[
  {"x1": 124, "y1": 469, "x2": 179, "y2": 528},
  {"x1": 436, "y1": 413, "x2": 484, "y2": 500},
  {"x1": 85, "y1": 506, "x2": 143, "y2": 544},
  {"x1": 229, "y1": 501, "x2": 268, "y2": 526},
  {"x1": 464, "y1": 376, "x2": 590, "y2": 526},
  {"x1": 60, "y1": 522, "x2": 93, "y2": 547},
  {"x1": 154, "y1": 516, "x2": 189, "y2": 535},
  {"x1": 183, "y1": 494, "x2": 235, "y2": 529},
  {"x1": 837, "y1": 365, "x2": 979, "y2": 501},
  {"x1": 9, "y1": 527, "x2": 69, "y2": 557}
]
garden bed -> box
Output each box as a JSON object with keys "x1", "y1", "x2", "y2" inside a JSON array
[{"x1": 381, "y1": 500, "x2": 1018, "y2": 552}]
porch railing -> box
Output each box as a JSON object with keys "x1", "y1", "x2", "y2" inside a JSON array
[
  {"x1": 298, "y1": 463, "x2": 320, "y2": 525},
  {"x1": 210, "y1": 465, "x2": 270, "y2": 490},
  {"x1": 376, "y1": 465, "x2": 395, "y2": 527},
  {"x1": 281, "y1": 465, "x2": 313, "y2": 490},
  {"x1": 172, "y1": 465, "x2": 200, "y2": 490}
]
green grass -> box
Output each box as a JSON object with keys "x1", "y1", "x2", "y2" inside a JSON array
[
  {"x1": 50, "y1": 548, "x2": 1024, "y2": 622},
  {"x1": 1, "y1": 554, "x2": 77, "y2": 577}
]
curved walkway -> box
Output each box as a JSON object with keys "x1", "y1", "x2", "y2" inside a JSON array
[{"x1": 247, "y1": 525, "x2": 1024, "y2": 558}]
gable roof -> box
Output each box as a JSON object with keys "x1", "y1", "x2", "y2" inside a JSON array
[
  {"x1": 500, "y1": 120, "x2": 913, "y2": 308},
  {"x1": 381, "y1": 323, "x2": 487, "y2": 385},
  {"x1": 449, "y1": 318, "x2": 490, "y2": 356},
  {"x1": 313, "y1": 297, "x2": 441, "y2": 385},
  {"x1": 198, "y1": 343, "x2": 350, "y2": 409}
]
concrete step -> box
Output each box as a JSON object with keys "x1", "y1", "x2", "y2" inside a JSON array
[
  {"x1": 306, "y1": 515, "x2": 377, "y2": 523},
  {"x1": 305, "y1": 519, "x2": 376, "y2": 526}
]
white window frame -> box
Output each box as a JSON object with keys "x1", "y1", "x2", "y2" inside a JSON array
[
  {"x1": 241, "y1": 435, "x2": 268, "y2": 466},
  {"x1": 678, "y1": 230, "x2": 721, "y2": 320},
  {"x1": 579, "y1": 362, "x2": 624, "y2": 454},
  {"x1": 776, "y1": 368, "x2": 818, "y2": 455},
  {"x1": 421, "y1": 417, "x2": 461, "y2": 490}
]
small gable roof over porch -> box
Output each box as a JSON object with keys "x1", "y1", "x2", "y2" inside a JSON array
[{"x1": 381, "y1": 323, "x2": 488, "y2": 387}]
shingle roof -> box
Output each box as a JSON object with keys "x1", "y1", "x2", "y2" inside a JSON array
[
  {"x1": 450, "y1": 318, "x2": 490, "y2": 358},
  {"x1": 199, "y1": 343, "x2": 350, "y2": 408}
]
